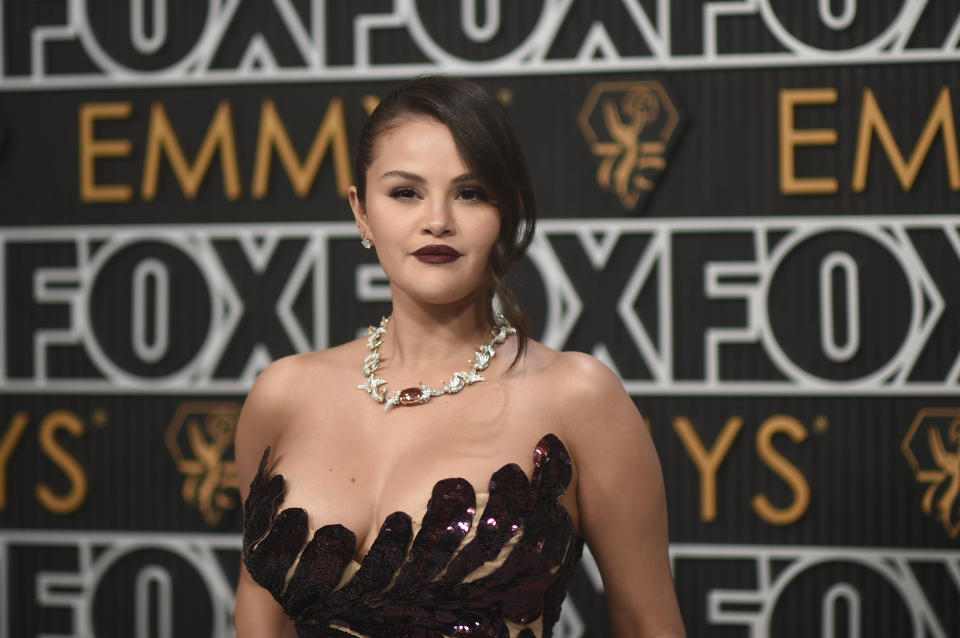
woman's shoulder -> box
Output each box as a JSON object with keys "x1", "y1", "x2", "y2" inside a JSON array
[
  {"x1": 521, "y1": 341, "x2": 628, "y2": 401},
  {"x1": 235, "y1": 341, "x2": 366, "y2": 460},
  {"x1": 252, "y1": 339, "x2": 365, "y2": 393},
  {"x1": 519, "y1": 340, "x2": 644, "y2": 446}
]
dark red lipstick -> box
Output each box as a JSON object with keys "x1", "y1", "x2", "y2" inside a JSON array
[{"x1": 413, "y1": 244, "x2": 461, "y2": 264}]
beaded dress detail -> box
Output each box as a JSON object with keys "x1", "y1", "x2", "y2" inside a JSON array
[{"x1": 241, "y1": 434, "x2": 584, "y2": 638}]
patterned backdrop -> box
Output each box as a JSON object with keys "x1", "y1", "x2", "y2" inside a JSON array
[{"x1": 2, "y1": 1, "x2": 959, "y2": 636}]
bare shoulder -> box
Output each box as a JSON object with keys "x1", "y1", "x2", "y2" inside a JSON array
[
  {"x1": 554, "y1": 350, "x2": 625, "y2": 395},
  {"x1": 234, "y1": 340, "x2": 365, "y2": 493},
  {"x1": 248, "y1": 339, "x2": 364, "y2": 406},
  {"x1": 244, "y1": 350, "x2": 333, "y2": 416},
  {"x1": 533, "y1": 352, "x2": 681, "y2": 636},
  {"x1": 520, "y1": 342, "x2": 644, "y2": 443},
  {"x1": 524, "y1": 343, "x2": 635, "y2": 413}
]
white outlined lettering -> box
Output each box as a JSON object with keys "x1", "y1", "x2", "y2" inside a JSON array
[
  {"x1": 2, "y1": 0, "x2": 959, "y2": 90},
  {"x1": 1, "y1": 217, "x2": 958, "y2": 395}
]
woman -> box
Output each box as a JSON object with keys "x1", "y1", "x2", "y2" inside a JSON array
[{"x1": 234, "y1": 76, "x2": 685, "y2": 637}]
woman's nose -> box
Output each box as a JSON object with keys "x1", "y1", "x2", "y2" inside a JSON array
[{"x1": 424, "y1": 198, "x2": 453, "y2": 236}]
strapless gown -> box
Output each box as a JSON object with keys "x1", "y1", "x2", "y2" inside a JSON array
[{"x1": 241, "y1": 434, "x2": 584, "y2": 637}]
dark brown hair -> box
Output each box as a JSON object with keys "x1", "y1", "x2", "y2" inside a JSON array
[{"x1": 354, "y1": 75, "x2": 536, "y2": 367}]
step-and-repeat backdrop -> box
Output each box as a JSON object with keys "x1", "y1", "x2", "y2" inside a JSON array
[{"x1": 2, "y1": 2, "x2": 959, "y2": 636}]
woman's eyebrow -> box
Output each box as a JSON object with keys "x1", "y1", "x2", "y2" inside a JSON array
[
  {"x1": 379, "y1": 170, "x2": 425, "y2": 183},
  {"x1": 379, "y1": 171, "x2": 480, "y2": 185},
  {"x1": 451, "y1": 173, "x2": 480, "y2": 184}
]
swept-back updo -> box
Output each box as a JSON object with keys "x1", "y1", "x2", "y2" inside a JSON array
[{"x1": 354, "y1": 75, "x2": 536, "y2": 367}]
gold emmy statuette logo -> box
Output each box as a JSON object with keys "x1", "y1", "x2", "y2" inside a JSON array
[
  {"x1": 902, "y1": 408, "x2": 960, "y2": 538},
  {"x1": 578, "y1": 81, "x2": 681, "y2": 211},
  {"x1": 165, "y1": 402, "x2": 241, "y2": 526}
]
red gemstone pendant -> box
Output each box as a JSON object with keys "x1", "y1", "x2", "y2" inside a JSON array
[{"x1": 398, "y1": 387, "x2": 423, "y2": 406}]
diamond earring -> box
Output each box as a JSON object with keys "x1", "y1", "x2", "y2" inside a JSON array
[{"x1": 361, "y1": 237, "x2": 373, "y2": 249}]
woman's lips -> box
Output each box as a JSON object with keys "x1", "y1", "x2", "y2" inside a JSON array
[{"x1": 413, "y1": 245, "x2": 461, "y2": 264}]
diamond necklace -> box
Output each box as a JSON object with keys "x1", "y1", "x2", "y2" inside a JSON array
[{"x1": 358, "y1": 315, "x2": 516, "y2": 412}]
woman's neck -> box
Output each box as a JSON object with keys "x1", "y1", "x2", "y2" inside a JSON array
[{"x1": 380, "y1": 291, "x2": 496, "y2": 378}]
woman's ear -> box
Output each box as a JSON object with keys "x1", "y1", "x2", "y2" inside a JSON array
[{"x1": 349, "y1": 186, "x2": 372, "y2": 241}]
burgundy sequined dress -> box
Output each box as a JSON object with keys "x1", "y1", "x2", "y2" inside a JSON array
[{"x1": 241, "y1": 434, "x2": 584, "y2": 638}]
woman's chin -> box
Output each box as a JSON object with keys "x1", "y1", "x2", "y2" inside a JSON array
[{"x1": 402, "y1": 286, "x2": 483, "y2": 308}]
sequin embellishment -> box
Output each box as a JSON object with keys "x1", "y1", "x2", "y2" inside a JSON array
[{"x1": 242, "y1": 434, "x2": 584, "y2": 638}]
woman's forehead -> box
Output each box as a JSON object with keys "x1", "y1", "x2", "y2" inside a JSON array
[{"x1": 368, "y1": 117, "x2": 469, "y2": 177}]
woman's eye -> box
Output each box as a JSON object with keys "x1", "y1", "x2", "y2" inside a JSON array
[
  {"x1": 390, "y1": 187, "x2": 418, "y2": 199},
  {"x1": 458, "y1": 187, "x2": 486, "y2": 201}
]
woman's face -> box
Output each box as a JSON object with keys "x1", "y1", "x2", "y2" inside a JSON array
[{"x1": 350, "y1": 117, "x2": 501, "y2": 307}]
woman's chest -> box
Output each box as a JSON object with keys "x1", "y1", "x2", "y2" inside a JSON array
[{"x1": 265, "y1": 394, "x2": 574, "y2": 557}]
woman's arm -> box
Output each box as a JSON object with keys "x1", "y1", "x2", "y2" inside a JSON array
[
  {"x1": 233, "y1": 358, "x2": 299, "y2": 638},
  {"x1": 235, "y1": 569, "x2": 298, "y2": 638},
  {"x1": 561, "y1": 354, "x2": 686, "y2": 637}
]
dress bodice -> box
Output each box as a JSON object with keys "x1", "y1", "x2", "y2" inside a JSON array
[{"x1": 241, "y1": 434, "x2": 584, "y2": 638}]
